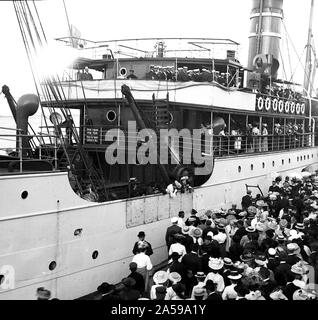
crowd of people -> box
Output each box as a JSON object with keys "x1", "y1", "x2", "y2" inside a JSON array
[
  {"x1": 94, "y1": 171, "x2": 318, "y2": 301},
  {"x1": 145, "y1": 65, "x2": 239, "y2": 87}
]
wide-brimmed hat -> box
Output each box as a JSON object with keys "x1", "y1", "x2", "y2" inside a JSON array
[
  {"x1": 233, "y1": 261, "x2": 245, "y2": 273},
  {"x1": 182, "y1": 226, "x2": 190, "y2": 235},
  {"x1": 208, "y1": 258, "x2": 224, "y2": 270},
  {"x1": 240, "y1": 252, "x2": 254, "y2": 262},
  {"x1": 277, "y1": 234, "x2": 286, "y2": 241},
  {"x1": 190, "y1": 227, "x2": 203, "y2": 238},
  {"x1": 255, "y1": 222, "x2": 267, "y2": 232},
  {"x1": 153, "y1": 271, "x2": 168, "y2": 284},
  {"x1": 97, "y1": 282, "x2": 115, "y2": 294},
  {"x1": 287, "y1": 242, "x2": 300, "y2": 254},
  {"x1": 255, "y1": 255, "x2": 268, "y2": 266},
  {"x1": 293, "y1": 289, "x2": 316, "y2": 300},
  {"x1": 269, "y1": 290, "x2": 288, "y2": 300},
  {"x1": 171, "y1": 217, "x2": 178, "y2": 224},
  {"x1": 228, "y1": 270, "x2": 242, "y2": 280},
  {"x1": 267, "y1": 248, "x2": 277, "y2": 256},
  {"x1": 295, "y1": 223, "x2": 305, "y2": 230},
  {"x1": 195, "y1": 271, "x2": 206, "y2": 278},
  {"x1": 288, "y1": 229, "x2": 302, "y2": 241},
  {"x1": 246, "y1": 226, "x2": 256, "y2": 233},
  {"x1": 193, "y1": 287, "x2": 206, "y2": 297},
  {"x1": 223, "y1": 257, "x2": 233, "y2": 267},
  {"x1": 256, "y1": 200, "x2": 267, "y2": 207},
  {"x1": 168, "y1": 272, "x2": 182, "y2": 283},
  {"x1": 121, "y1": 277, "x2": 136, "y2": 288},
  {"x1": 247, "y1": 206, "x2": 257, "y2": 214}
]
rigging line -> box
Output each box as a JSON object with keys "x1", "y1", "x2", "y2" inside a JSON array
[
  {"x1": 32, "y1": 0, "x2": 47, "y2": 43},
  {"x1": 25, "y1": 1, "x2": 43, "y2": 46},
  {"x1": 62, "y1": 0, "x2": 75, "y2": 48}
]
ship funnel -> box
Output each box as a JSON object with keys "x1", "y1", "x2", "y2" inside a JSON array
[
  {"x1": 247, "y1": 0, "x2": 284, "y2": 84},
  {"x1": 16, "y1": 94, "x2": 39, "y2": 156}
]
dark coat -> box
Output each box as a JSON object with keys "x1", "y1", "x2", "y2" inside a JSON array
[
  {"x1": 283, "y1": 282, "x2": 300, "y2": 300},
  {"x1": 128, "y1": 271, "x2": 145, "y2": 294},
  {"x1": 181, "y1": 252, "x2": 201, "y2": 274},
  {"x1": 206, "y1": 292, "x2": 223, "y2": 301},
  {"x1": 241, "y1": 195, "x2": 252, "y2": 210},
  {"x1": 132, "y1": 240, "x2": 153, "y2": 256},
  {"x1": 165, "y1": 225, "x2": 182, "y2": 247},
  {"x1": 168, "y1": 261, "x2": 187, "y2": 280},
  {"x1": 274, "y1": 262, "x2": 291, "y2": 286},
  {"x1": 118, "y1": 287, "x2": 141, "y2": 300}
]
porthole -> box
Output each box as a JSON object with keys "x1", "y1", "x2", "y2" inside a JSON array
[
  {"x1": 251, "y1": 164, "x2": 254, "y2": 171},
  {"x1": 297, "y1": 157, "x2": 299, "y2": 162},
  {"x1": 74, "y1": 228, "x2": 83, "y2": 236},
  {"x1": 106, "y1": 110, "x2": 116, "y2": 122},
  {"x1": 119, "y1": 67, "x2": 127, "y2": 76},
  {"x1": 92, "y1": 250, "x2": 99, "y2": 259},
  {"x1": 238, "y1": 166, "x2": 241, "y2": 173},
  {"x1": 262, "y1": 162, "x2": 265, "y2": 169},
  {"x1": 300, "y1": 156, "x2": 303, "y2": 161},
  {"x1": 272, "y1": 161, "x2": 275, "y2": 167},
  {"x1": 289, "y1": 158, "x2": 291, "y2": 164},
  {"x1": 49, "y1": 261, "x2": 57, "y2": 271},
  {"x1": 282, "y1": 159, "x2": 284, "y2": 165},
  {"x1": 0, "y1": 274, "x2": 4, "y2": 286},
  {"x1": 168, "y1": 112, "x2": 174, "y2": 124},
  {"x1": 21, "y1": 191, "x2": 28, "y2": 199},
  {"x1": 307, "y1": 155, "x2": 309, "y2": 160}
]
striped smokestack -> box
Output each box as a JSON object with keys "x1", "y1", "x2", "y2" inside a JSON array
[{"x1": 247, "y1": 0, "x2": 284, "y2": 79}]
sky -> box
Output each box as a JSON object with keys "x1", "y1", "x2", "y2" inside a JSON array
[{"x1": 0, "y1": 0, "x2": 317, "y2": 117}]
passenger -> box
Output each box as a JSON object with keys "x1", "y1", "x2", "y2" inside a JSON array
[
  {"x1": 246, "y1": 123, "x2": 253, "y2": 152},
  {"x1": 81, "y1": 66, "x2": 93, "y2": 80},
  {"x1": 146, "y1": 65, "x2": 157, "y2": 80},
  {"x1": 199, "y1": 68, "x2": 213, "y2": 82},
  {"x1": 252, "y1": 122, "x2": 261, "y2": 152},
  {"x1": 132, "y1": 231, "x2": 153, "y2": 256},
  {"x1": 177, "y1": 67, "x2": 189, "y2": 81},
  {"x1": 157, "y1": 67, "x2": 166, "y2": 81},
  {"x1": 127, "y1": 262, "x2": 145, "y2": 296},
  {"x1": 261, "y1": 123, "x2": 269, "y2": 152},
  {"x1": 127, "y1": 69, "x2": 138, "y2": 79}
]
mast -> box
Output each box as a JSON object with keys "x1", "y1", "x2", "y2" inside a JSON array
[{"x1": 303, "y1": 0, "x2": 315, "y2": 96}]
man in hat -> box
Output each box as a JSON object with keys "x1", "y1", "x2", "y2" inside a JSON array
[
  {"x1": 241, "y1": 190, "x2": 253, "y2": 211},
  {"x1": 127, "y1": 262, "x2": 145, "y2": 296},
  {"x1": 168, "y1": 234, "x2": 187, "y2": 262},
  {"x1": 274, "y1": 251, "x2": 291, "y2": 286},
  {"x1": 286, "y1": 243, "x2": 301, "y2": 266},
  {"x1": 177, "y1": 210, "x2": 185, "y2": 229},
  {"x1": 205, "y1": 258, "x2": 225, "y2": 293},
  {"x1": 118, "y1": 277, "x2": 140, "y2": 300},
  {"x1": 146, "y1": 65, "x2": 157, "y2": 80},
  {"x1": 36, "y1": 287, "x2": 51, "y2": 300},
  {"x1": 204, "y1": 280, "x2": 222, "y2": 300},
  {"x1": 185, "y1": 209, "x2": 200, "y2": 226},
  {"x1": 133, "y1": 231, "x2": 153, "y2": 256},
  {"x1": 127, "y1": 69, "x2": 138, "y2": 79},
  {"x1": 96, "y1": 282, "x2": 119, "y2": 301},
  {"x1": 165, "y1": 217, "x2": 182, "y2": 250},
  {"x1": 80, "y1": 66, "x2": 93, "y2": 80},
  {"x1": 258, "y1": 267, "x2": 276, "y2": 299},
  {"x1": 190, "y1": 271, "x2": 207, "y2": 300},
  {"x1": 181, "y1": 243, "x2": 201, "y2": 275},
  {"x1": 222, "y1": 270, "x2": 242, "y2": 300},
  {"x1": 131, "y1": 245, "x2": 153, "y2": 293}
]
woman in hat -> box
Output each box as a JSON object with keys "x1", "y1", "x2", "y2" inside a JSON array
[
  {"x1": 165, "y1": 272, "x2": 183, "y2": 300},
  {"x1": 204, "y1": 258, "x2": 225, "y2": 293},
  {"x1": 222, "y1": 270, "x2": 242, "y2": 300},
  {"x1": 169, "y1": 283, "x2": 187, "y2": 300},
  {"x1": 168, "y1": 234, "x2": 187, "y2": 262},
  {"x1": 150, "y1": 271, "x2": 169, "y2": 300}
]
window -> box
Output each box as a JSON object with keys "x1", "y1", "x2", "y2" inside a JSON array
[
  {"x1": 272, "y1": 161, "x2": 275, "y2": 167},
  {"x1": 238, "y1": 166, "x2": 241, "y2": 173},
  {"x1": 282, "y1": 159, "x2": 284, "y2": 165},
  {"x1": 251, "y1": 164, "x2": 254, "y2": 171},
  {"x1": 262, "y1": 162, "x2": 265, "y2": 169}
]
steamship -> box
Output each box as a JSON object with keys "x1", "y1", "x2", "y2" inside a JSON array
[{"x1": 0, "y1": 0, "x2": 317, "y2": 299}]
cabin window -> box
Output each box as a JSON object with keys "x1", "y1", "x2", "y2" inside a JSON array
[
  {"x1": 289, "y1": 158, "x2": 291, "y2": 163},
  {"x1": 251, "y1": 164, "x2": 254, "y2": 171},
  {"x1": 106, "y1": 110, "x2": 117, "y2": 122},
  {"x1": 262, "y1": 162, "x2": 265, "y2": 169},
  {"x1": 238, "y1": 166, "x2": 241, "y2": 173},
  {"x1": 282, "y1": 159, "x2": 284, "y2": 165},
  {"x1": 272, "y1": 161, "x2": 275, "y2": 167}
]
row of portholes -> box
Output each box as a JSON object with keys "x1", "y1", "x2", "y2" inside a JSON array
[
  {"x1": 238, "y1": 153, "x2": 315, "y2": 173},
  {"x1": 47, "y1": 250, "x2": 99, "y2": 271}
]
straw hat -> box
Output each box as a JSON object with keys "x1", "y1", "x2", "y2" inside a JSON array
[
  {"x1": 190, "y1": 227, "x2": 203, "y2": 238},
  {"x1": 168, "y1": 272, "x2": 182, "y2": 284},
  {"x1": 153, "y1": 270, "x2": 168, "y2": 284},
  {"x1": 208, "y1": 258, "x2": 224, "y2": 270},
  {"x1": 227, "y1": 270, "x2": 242, "y2": 280}
]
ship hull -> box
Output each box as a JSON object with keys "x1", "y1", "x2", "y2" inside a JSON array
[{"x1": 0, "y1": 147, "x2": 317, "y2": 299}]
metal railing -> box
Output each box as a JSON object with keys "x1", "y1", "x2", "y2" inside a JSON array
[{"x1": 0, "y1": 127, "x2": 59, "y2": 173}]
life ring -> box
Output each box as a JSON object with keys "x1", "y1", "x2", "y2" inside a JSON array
[
  {"x1": 284, "y1": 101, "x2": 290, "y2": 113},
  {"x1": 265, "y1": 97, "x2": 271, "y2": 111},
  {"x1": 272, "y1": 99, "x2": 278, "y2": 112},
  {"x1": 296, "y1": 103, "x2": 301, "y2": 114},
  {"x1": 257, "y1": 97, "x2": 264, "y2": 111},
  {"x1": 290, "y1": 102, "x2": 295, "y2": 114},
  {"x1": 300, "y1": 103, "x2": 305, "y2": 115},
  {"x1": 278, "y1": 100, "x2": 284, "y2": 113}
]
